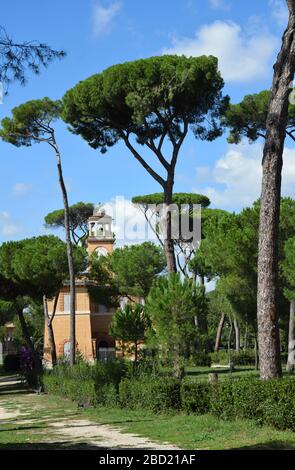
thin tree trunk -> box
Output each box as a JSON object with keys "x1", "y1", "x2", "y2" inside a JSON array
[
  {"x1": 257, "y1": 1, "x2": 295, "y2": 380},
  {"x1": 54, "y1": 143, "x2": 76, "y2": 365},
  {"x1": 17, "y1": 309, "x2": 42, "y2": 372},
  {"x1": 43, "y1": 294, "x2": 57, "y2": 366},
  {"x1": 287, "y1": 298, "x2": 295, "y2": 373},
  {"x1": 163, "y1": 181, "x2": 177, "y2": 273},
  {"x1": 254, "y1": 336, "x2": 259, "y2": 371},
  {"x1": 233, "y1": 318, "x2": 240, "y2": 352},
  {"x1": 227, "y1": 316, "x2": 233, "y2": 365},
  {"x1": 214, "y1": 312, "x2": 225, "y2": 352},
  {"x1": 244, "y1": 318, "x2": 248, "y2": 350}
]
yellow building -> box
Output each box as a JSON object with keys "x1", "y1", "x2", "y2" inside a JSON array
[{"x1": 43, "y1": 209, "x2": 119, "y2": 365}]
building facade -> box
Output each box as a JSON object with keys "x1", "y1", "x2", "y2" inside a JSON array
[{"x1": 43, "y1": 209, "x2": 119, "y2": 365}]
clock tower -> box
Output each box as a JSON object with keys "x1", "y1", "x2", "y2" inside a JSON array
[{"x1": 86, "y1": 208, "x2": 115, "y2": 256}]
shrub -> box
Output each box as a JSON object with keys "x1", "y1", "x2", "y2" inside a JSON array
[
  {"x1": 3, "y1": 354, "x2": 20, "y2": 372},
  {"x1": 43, "y1": 374, "x2": 97, "y2": 405},
  {"x1": 231, "y1": 350, "x2": 255, "y2": 366},
  {"x1": 119, "y1": 376, "x2": 181, "y2": 413},
  {"x1": 181, "y1": 376, "x2": 295, "y2": 432},
  {"x1": 42, "y1": 359, "x2": 129, "y2": 405},
  {"x1": 190, "y1": 352, "x2": 212, "y2": 367},
  {"x1": 181, "y1": 381, "x2": 210, "y2": 414}
]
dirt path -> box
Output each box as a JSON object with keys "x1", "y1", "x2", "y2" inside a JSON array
[
  {"x1": 48, "y1": 419, "x2": 179, "y2": 449},
  {"x1": 0, "y1": 375, "x2": 179, "y2": 450}
]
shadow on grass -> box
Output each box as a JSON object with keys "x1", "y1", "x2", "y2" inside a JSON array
[
  {"x1": 0, "y1": 424, "x2": 47, "y2": 433},
  {"x1": 0, "y1": 441, "x2": 106, "y2": 450},
  {"x1": 230, "y1": 441, "x2": 295, "y2": 450}
]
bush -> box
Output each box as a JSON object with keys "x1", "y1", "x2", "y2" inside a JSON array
[
  {"x1": 190, "y1": 352, "x2": 212, "y2": 367},
  {"x1": 119, "y1": 376, "x2": 181, "y2": 413},
  {"x1": 3, "y1": 354, "x2": 20, "y2": 372},
  {"x1": 181, "y1": 381, "x2": 210, "y2": 414},
  {"x1": 42, "y1": 359, "x2": 129, "y2": 405},
  {"x1": 43, "y1": 374, "x2": 98, "y2": 405},
  {"x1": 231, "y1": 350, "x2": 255, "y2": 366},
  {"x1": 181, "y1": 376, "x2": 295, "y2": 432}
]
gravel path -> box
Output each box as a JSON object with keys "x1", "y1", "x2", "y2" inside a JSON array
[{"x1": 0, "y1": 375, "x2": 179, "y2": 449}]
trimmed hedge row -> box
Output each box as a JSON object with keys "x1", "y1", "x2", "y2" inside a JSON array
[
  {"x1": 181, "y1": 376, "x2": 295, "y2": 431},
  {"x1": 119, "y1": 376, "x2": 181, "y2": 413},
  {"x1": 42, "y1": 361, "x2": 295, "y2": 432}
]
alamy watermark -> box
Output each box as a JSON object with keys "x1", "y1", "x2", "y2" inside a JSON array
[{"x1": 91, "y1": 196, "x2": 202, "y2": 247}]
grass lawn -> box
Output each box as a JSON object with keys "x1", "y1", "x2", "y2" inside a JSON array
[
  {"x1": 0, "y1": 379, "x2": 295, "y2": 449},
  {"x1": 184, "y1": 365, "x2": 259, "y2": 381}
]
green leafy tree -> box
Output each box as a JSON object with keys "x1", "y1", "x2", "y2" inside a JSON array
[
  {"x1": 145, "y1": 273, "x2": 207, "y2": 378},
  {"x1": 0, "y1": 98, "x2": 77, "y2": 365},
  {"x1": 89, "y1": 242, "x2": 166, "y2": 301},
  {"x1": 62, "y1": 55, "x2": 228, "y2": 273},
  {"x1": 45, "y1": 202, "x2": 94, "y2": 246},
  {"x1": 0, "y1": 236, "x2": 86, "y2": 366},
  {"x1": 225, "y1": 90, "x2": 295, "y2": 144},
  {"x1": 110, "y1": 303, "x2": 150, "y2": 361},
  {"x1": 200, "y1": 199, "x2": 295, "y2": 362},
  {"x1": 108, "y1": 242, "x2": 166, "y2": 299}
]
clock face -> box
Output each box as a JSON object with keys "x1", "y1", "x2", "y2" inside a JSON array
[{"x1": 94, "y1": 246, "x2": 108, "y2": 257}]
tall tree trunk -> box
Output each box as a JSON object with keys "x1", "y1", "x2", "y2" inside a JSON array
[
  {"x1": 17, "y1": 309, "x2": 42, "y2": 372},
  {"x1": 287, "y1": 298, "x2": 295, "y2": 373},
  {"x1": 257, "y1": 1, "x2": 295, "y2": 380},
  {"x1": 54, "y1": 144, "x2": 76, "y2": 365},
  {"x1": 233, "y1": 318, "x2": 240, "y2": 352},
  {"x1": 163, "y1": 180, "x2": 177, "y2": 273},
  {"x1": 214, "y1": 312, "x2": 225, "y2": 352},
  {"x1": 43, "y1": 294, "x2": 57, "y2": 367}
]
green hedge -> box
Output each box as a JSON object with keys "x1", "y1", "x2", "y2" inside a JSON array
[
  {"x1": 190, "y1": 352, "x2": 212, "y2": 367},
  {"x1": 181, "y1": 381, "x2": 211, "y2": 414},
  {"x1": 43, "y1": 375, "x2": 98, "y2": 405},
  {"x1": 42, "y1": 359, "x2": 127, "y2": 406},
  {"x1": 42, "y1": 359, "x2": 295, "y2": 432},
  {"x1": 180, "y1": 376, "x2": 295, "y2": 431},
  {"x1": 119, "y1": 376, "x2": 181, "y2": 413}
]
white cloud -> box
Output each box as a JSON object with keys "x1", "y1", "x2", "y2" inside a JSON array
[
  {"x1": 163, "y1": 20, "x2": 278, "y2": 82},
  {"x1": 92, "y1": 1, "x2": 121, "y2": 37},
  {"x1": 12, "y1": 183, "x2": 32, "y2": 197},
  {"x1": 209, "y1": 0, "x2": 230, "y2": 10},
  {"x1": 0, "y1": 211, "x2": 22, "y2": 237},
  {"x1": 269, "y1": 0, "x2": 288, "y2": 27},
  {"x1": 101, "y1": 196, "x2": 156, "y2": 246},
  {"x1": 194, "y1": 141, "x2": 295, "y2": 210}
]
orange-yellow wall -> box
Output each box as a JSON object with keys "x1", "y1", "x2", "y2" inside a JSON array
[
  {"x1": 43, "y1": 286, "x2": 116, "y2": 364},
  {"x1": 87, "y1": 239, "x2": 114, "y2": 255}
]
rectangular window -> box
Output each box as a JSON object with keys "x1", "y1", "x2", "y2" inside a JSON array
[
  {"x1": 64, "y1": 294, "x2": 70, "y2": 312},
  {"x1": 99, "y1": 304, "x2": 107, "y2": 314}
]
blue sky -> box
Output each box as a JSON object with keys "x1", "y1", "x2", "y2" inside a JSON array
[{"x1": 0, "y1": 0, "x2": 293, "y2": 243}]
